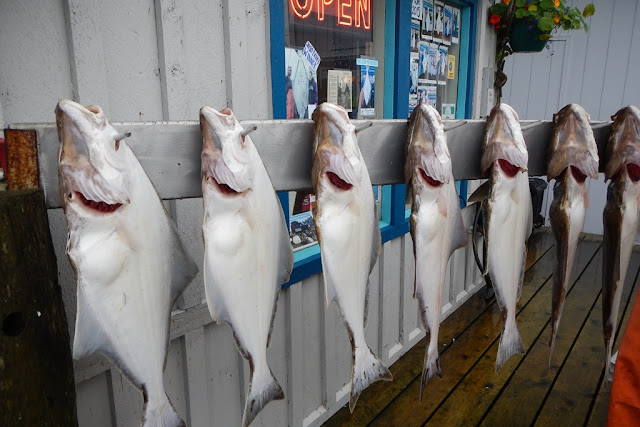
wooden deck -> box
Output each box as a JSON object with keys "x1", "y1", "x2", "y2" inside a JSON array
[{"x1": 325, "y1": 229, "x2": 640, "y2": 426}]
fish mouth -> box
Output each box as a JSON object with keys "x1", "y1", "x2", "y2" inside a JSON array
[
  {"x1": 569, "y1": 166, "x2": 587, "y2": 183},
  {"x1": 627, "y1": 164, "x2": 640, "y2": 182},
  {"x1": 69, "y1": 191, "x2": 123, "y2": 213},
  {"x1": 496, "y1": 159, "x2": 520, "y2": 178},
  {"x1": 205, "y1": 176, "x2": 243, "y2": 195},
  {"x1": 326, "y1": 171, "x2": 353, "y2": 190},
  {"x1": 419, "y1": 168, "x2": 443, "y2": 187}
]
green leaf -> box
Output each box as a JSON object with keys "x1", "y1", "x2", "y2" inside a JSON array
[
  {"x1": 540, "y1": 0, "x2": 554, "y2": 10},
  {"x1": 516, "y1": 0, "x2": 526, "y2": 7},
  {"x1": 515, "y1": 8, "x2": 527, "y2": 18},
  {"x1": 583, "y1": 4, "x2": 595, "y2": 17},
  {"x1": 489, "y1": 3, "x2": 508, "y2": 14},
  {"x1": 538, "y1": 16, "x2": 554, "y2": 31}
]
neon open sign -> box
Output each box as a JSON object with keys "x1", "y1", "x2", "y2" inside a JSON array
[{"x1": 289, "y1": 0, "x2": 371, "y2": 30}]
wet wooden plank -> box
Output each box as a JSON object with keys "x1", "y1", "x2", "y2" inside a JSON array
[
  {"x1": 479, "y1": 243, "x2": 628, "y2": 426},
  {"x1": 586, "y1": 250, "x2": 640, "y2": 426},
  {"x1": 426, "y1": 239, "x2": 601, "y2": 426},
  {"x1": 367, "y1": 232, "x2": 559, "y2": 426},
  {"x1": 325, "y1": 230, "x2": 555, "y2": 426},
  {"x1": 4, "y1": 129, "x2": 39, "y2": 190},
  {"x1": 534, "y1": 253, "x2": 640, "y2": 425}
]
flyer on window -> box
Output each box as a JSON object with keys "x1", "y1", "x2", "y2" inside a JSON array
[
  {"x1": 433, "y1": 1, "x2": 444, "y2": 43},
  {"x1": 327, "y1": 69, "x2": 352, "y2": 112},
  {"x1": 427, "y1": 43, "x2": 438, "y2": 84},
  {"x1": 410, "y1": 51, "x2": 419, "y2": 96},
  {"x1": 427, "y1": 85, "x2": 437, "y2": 108},
  {"x1": 452, "y1": 7, "x2": 460, "y2": 44},
  {"x1": 443, "y1": 6, "x2": 453, "y2": 45},
  {"x1": 418, "y1": 42, "x2": 429, "y2": 83},
  {"x1": 289, "y1": 211, "x2": 318, "y2": 251},
  {"x1": 448, "y1": 54, "x2": 456, "y2": 79},
  {"x1": 359, "y1": 65, "x2": 375, "y2": 117},
  {"x1": 285, "y1": 47, "x2": 317, "y2": 119},
  {"x1": 411, "y1": 20, "x2": 421, "y2": 51},
  {"x1": 442, "y1": 103, "x2": 455, "y2": 119},
  {"x1": 437, "y1": 45, "x2": 448, "y2": 85},
  {"x1": 418, "y1": 86, "x2": 427, "y2": 105},
  {"x1": 409, "y1": 93, "x2": 419, "y2": 117},
  {"x1": 411, "y1": 0, "x2": 422, "y2": 20},
  {"x1": 422, "y1": 0, "x2": 434, "y2": 40}
]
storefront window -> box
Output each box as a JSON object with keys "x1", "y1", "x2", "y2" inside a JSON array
[
  {"x1": 283, "y1": 0, "x2": 383, "y2": 251},
  {"x1": 409, "y1": 0, "x2": 462, "y2": 118}
]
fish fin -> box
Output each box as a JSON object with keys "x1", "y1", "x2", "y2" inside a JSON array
[
  {"x1": 449, "y1": 185, "x2": 468, "y2": 257},
  {"x1": 320, "y1": 255, "x2": 337, "y2": 308},
  {"x1": 349, "y1": 345, "x2": 392, "y2": 412},
  {"x1": 517, "y1": 246, "x2": 527, "y2": 302},
  {"x1": 603, "y1": 190, "x2": 623, "y2": 378},
  {"x1": 277, "y1": 210, "x2": 294, "y2": 285},
  {"x1": 73, "y1": 286, "x2": 107, "y2": 360},
  {"x1": 496, "y1": 317, "x2": 525, "y2": 372},
  {"x1": 242, "y1": 366, "x2": 284, "y2": 427},
  {"x1": 142, "y1": 391, "x2": 185, "y2": 427},
  {"x1": 168, "y1": 222, "x2": 199, "y2": 304},
  {"x1": 419, "y1": 348, "x2": 442, "y2": 402},
  {"x1": 468, "y1": 180, "x2": 491, "y2": 204},
  {"x1": 364, "y1": 224, "x2": 381, "y2": 328}
]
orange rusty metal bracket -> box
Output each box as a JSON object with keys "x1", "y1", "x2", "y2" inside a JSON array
[{"x1": 4, "y1": 129, "x2": 39, "y2": 190}]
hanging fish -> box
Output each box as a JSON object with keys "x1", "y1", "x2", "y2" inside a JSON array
[
  {"x1": 547, "y1": 104, "x2": 599, "y2": 363},
  {"x1": 200, "y1": 107, "x2": 293, "y2": 426},
  {"x1": 311, "y1": 103, "x2": 392, "y2": 412},
  {"x1": 602, "y1": 105, "x2": 640, "y2": 377},
  {"x1": 468, "y1": 103, "x2": 532, "y2": 372},
  {"x1": 405, "y1": 104, "x2": 468, "y2": 400},
  {"x1": 56, "y1": 99, "x2": 197, "y2": 427}
]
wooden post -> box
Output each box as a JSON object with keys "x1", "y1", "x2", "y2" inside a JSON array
[
  {"x1": 0, "y1": 189, "x2": 78, "y2": 426},
  {"x1": 4, "y1": 129, "x2": 39, "y2": 190}
]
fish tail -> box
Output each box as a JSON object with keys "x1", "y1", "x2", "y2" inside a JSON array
[
  {"x1": 419, "y1": 347, "x2": 442, "y2": 402},
  {"x1": 549, "y1": 321, "x2": 558, "y2": 369},
  {"x1": 142, "y1": 393, "x2": 185, "y2": 427},
  {"x1": 496, "y1": 315, "x2": 524, "y2": 372},
  {"x1": 349, "y1": 345, "x2": 393, "y2": 412},
  {"x1": 242, "y1": 364, "x2": 284, "y2": 427}
]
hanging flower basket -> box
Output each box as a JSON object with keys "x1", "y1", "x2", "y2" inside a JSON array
[{"x1": 509, "y1": 20, "x2": 548, "y2": 53}]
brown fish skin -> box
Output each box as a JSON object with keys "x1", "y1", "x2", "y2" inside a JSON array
[
  {"x1": 602, "y1": 105, "x2": 640, "y2": 377},
  {"x1": 547, "y1": 104, "x2": 596, "y2": 364}
]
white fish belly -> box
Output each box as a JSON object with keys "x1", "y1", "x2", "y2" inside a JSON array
[
  {"x1": 203, "y1": 195, "x2": 282, "y2": 360},
  {"x1": 487, "y1": 172, "x2": 531, "y2": 314}
]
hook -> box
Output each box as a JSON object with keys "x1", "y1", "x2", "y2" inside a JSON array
[
  {"x1": 519, "y1": 121, "x2": 544, "y2": 132},
  {"x1": 444, "y1": 120, "x2": 468, "y2": 132},
  {"x1": 354, "y1": 121, "x2": 373, "y2": 133},
  {"x1": 240, "y1": 124, "x2": 258, "y2": 138},
  {"x1": 115, "y1": 130, "x2": 132, "y2": 141}
]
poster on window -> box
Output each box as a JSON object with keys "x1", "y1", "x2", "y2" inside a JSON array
[
  {"x1": 448, "y1": 54, "x2": 456, "y2": 79},
  {"x1": 442, "y1": 103, "x2": 456, "y2": 119},
  {"x1": 418, "y1": 42, "x2": 429, "y2": 83},
  {"x1": 427, "y1": 85, "x2": 437, "y2": 108},
  {"x1": 410, "y1": 52, "x2": 419, "y2": 96},
  {"x1": 359, "y1": 65, "x2": 375, "y2": 116},
  {"x1": 443, "y1": 6, "x2": 453, "y2": 45},
  {"x1": 422, "y1": 0, "x2": 434, "y2": 40},
  {"x1": 417, "y1": 86, "x2": 427, "y2": 105},
  {"x1": 433, "y1": 2, "x2": 444, "y2": 43},
  {"x1": 328, "y1": 69, "x2": 353, "y2": 112},
  {"x1": 289, "y1": 211, "x2": 318, "y2": 251},
  {"x1": 427, "y1": 43, "x2": 438, "y2": 84},
  {"x1": 452, "y1": 7, "x2": 460, "y2": 44},
  {"x1": 409, "y1": 94, "x2": 419, "y2": 117},
  {"x1": 437, "y1": 45, "x2": 448, "y2": 85},
  {"x1": 411, "y1": 20, "x2": 421, "y2": 51},
  {"x1": 412, "y1": 0, "x2": 422, "y2": 20},
  {"x1": 285, "y1": 47, "x2": 317, "y2": 119}
]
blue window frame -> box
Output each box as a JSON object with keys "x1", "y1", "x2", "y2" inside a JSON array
[{"x1": 270, "y1": 0, "x2": 477, "y2": 287}]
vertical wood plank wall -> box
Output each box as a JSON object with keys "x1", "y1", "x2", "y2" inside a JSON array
[
  {"x1": 501, "y1": 0, "x2": 640, "y2": 235},
  {"x1": 0, "y1": 1, "x2": 490, "y2": 425}
]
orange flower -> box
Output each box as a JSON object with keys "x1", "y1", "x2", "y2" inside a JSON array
[
  {"x1": 554, "y1": 0, "x2": 560, "y2": 6},
  {"x1": 503, "y1": 0, "x2": 511, "y2": 4},
  {"x1": 554, "y1": 13, "x2": 560, "y2": 23},
  {"x1": 490, "y1": 14, "x2": 501, "y2": 25}
]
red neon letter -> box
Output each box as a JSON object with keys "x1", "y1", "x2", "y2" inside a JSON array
[
  {"x1": 355, "y1": 0, "x2": 370, "y2": 29},
  {"x1": 317, "y1": 0, "x2": 333, "y2": 21},
  {"x1": 290, "y1": 0, "x2": 313, "y2": 19},
  {"x1": 338, "y1": 0, "x2": 353, "y2": 26}
]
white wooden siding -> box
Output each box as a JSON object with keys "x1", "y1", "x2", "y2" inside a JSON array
[
  {"x1": 502, "y1": 0, "x2": 639, "y2": 235},
  {"x1": 2, "y1": 1, "x2": 486, "y2": 425}
]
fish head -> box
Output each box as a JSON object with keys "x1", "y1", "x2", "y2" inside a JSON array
[
  {"x1": 482, "y1": 103, "x2": 528, "y2": 178},
  {"x1": 311, "y1": 103, "x2": 363, "y2": 193},
  {"x1": 606, "y1": 105, "x2": 640, "y2": 181},
  {"x1": 547, "y1": 103, "x2": 599, "y2": 182},
  {"x1": 200, "y1": 106, "x2": 255, "y2": 196},
  {"x1": 56, "y1": 99, "x2": 130, "y2": 216},
  {"x1": 406, "y1": 104, "x2": 451, "y2": 189}
]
